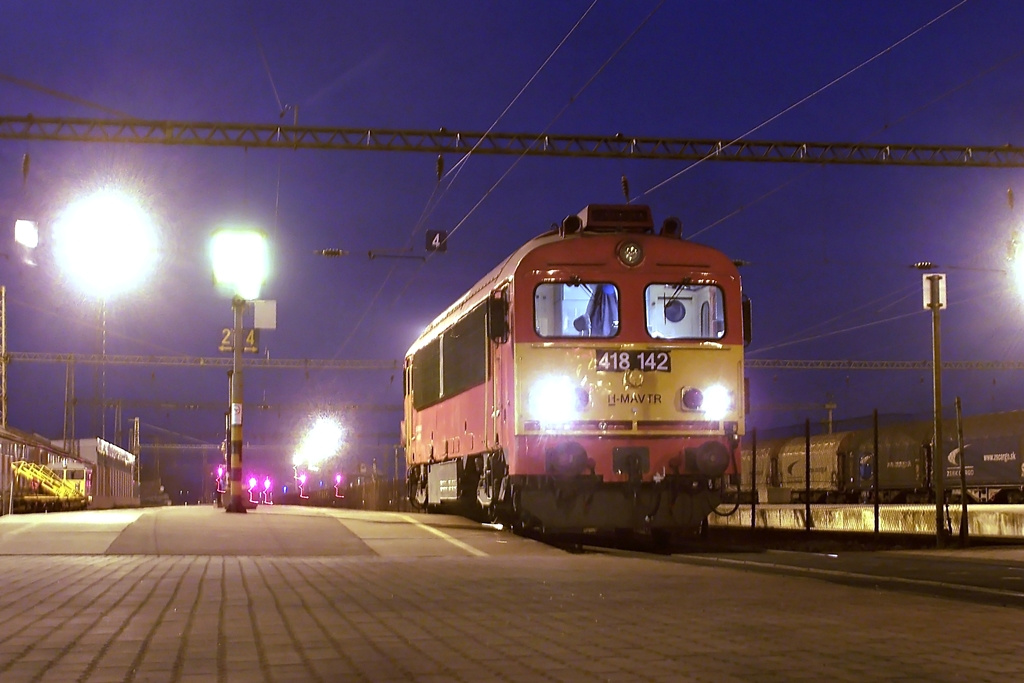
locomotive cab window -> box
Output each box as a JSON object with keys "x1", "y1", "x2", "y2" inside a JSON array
[
  {"x1": 534, "y1": 282, "x2": 619, "y2": 338},
  {"x1": 646, "y1": 283, "x2": 725, "y2": 340}
]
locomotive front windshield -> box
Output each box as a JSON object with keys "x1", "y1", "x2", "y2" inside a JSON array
[
  {"x1": 535, "y1": 282, "x2": 619, "y2": 337},
  {"x1": 646, "y1": 283, "x2": 725, "y2": 340}
]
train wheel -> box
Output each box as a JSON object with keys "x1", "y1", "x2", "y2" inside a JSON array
[
  {"x1": 475, "y1": 453, "x2": 508, "y2": 523},
  {"x1": 408, "y1": 467, "x2": 428, "y2": 510}
]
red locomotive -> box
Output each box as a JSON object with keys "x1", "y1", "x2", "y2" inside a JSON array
[{"x1": 403, "y1": 204, "x2": 750, "y2": 540}]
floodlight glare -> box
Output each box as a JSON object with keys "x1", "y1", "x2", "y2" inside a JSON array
[
  {"x1": 14, "y1": 220, "x2": 38, "y2": 249},
  {"x1": 1011, "y1": 231, "x2": 1024, "y2": 298},
  {"x1": 292, "y1": 415, "x2": 345, "y2": 472},
  {"x1": 210, "y1": 229, "x2": 270, "y2": 300},
  {"x1": 52, "y1": 189, "x2": 159, "y2": 299}
]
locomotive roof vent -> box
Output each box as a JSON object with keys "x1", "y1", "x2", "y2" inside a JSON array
[{"x1": 576, "y1": 204, "x2": 653, "y2": 233}]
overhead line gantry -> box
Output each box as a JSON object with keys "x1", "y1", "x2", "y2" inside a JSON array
[
  {"x1": 4, "y1": 115, "x2": 1024, "y2": 167},
  {"x1": 9, "y1": 351, "x2": 1024, "y2": 371},
  {"x1": 7, "y1": 351, "x2": 398, "y2": 370},
  {"x1": 744, "y1": 359, "x2": 1024, "y2": 371},
  {"x1": 85, "y1": 398, "x2": 401, "y2": 413},
  {"x1": 5, "y1": 114, "x2": 1022, "y2": 441}
]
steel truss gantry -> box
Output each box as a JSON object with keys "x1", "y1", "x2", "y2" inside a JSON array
[
  {"x1": 4, "y1": 115, "x2": 1024, "y2": 167},
  {"x1": 85, "y1": 398, "x2": 400, "y2": 413},
  {"x1": 9, "y1": 351, "x2": 1024, "y2": 372},
  {"x1": 744, "y1": 359, "x2": 1024, "y2": 371},
  {"x1": 7, "y1": 351, "x2": 399, "y2": 371}
]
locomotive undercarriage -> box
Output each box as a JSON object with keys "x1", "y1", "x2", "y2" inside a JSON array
[
  {"x1": 407, "y1": 452, "x2": 722, "y2": 537},
  {"x1": 508, "y1": 475, "x2": 719, "y2": 536}
]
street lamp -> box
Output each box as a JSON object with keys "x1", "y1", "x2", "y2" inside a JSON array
[
  {"x1": 293, "y1": 414, "x2": 345, "y2": 474},
  {"x1": 52, "y1": 188, "x2": 160, "y2": 442},
  {"x1": 1009, "y1": 230, "x2": 1024, "y2": 298},
  {"x1": 210, "y1": 228, "x2": 270, "y2": 514},
  {"x1": 14, "y1": 219, "x2": 39, "y2": 266},
  {"x1": 915, "y1": 261, "x2": 947, "y2": 548}
]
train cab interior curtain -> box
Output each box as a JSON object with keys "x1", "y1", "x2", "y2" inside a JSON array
[{"x1": 587, "y1": 284, "x2": 618, "y2": 337}]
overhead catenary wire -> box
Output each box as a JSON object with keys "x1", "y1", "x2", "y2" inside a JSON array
[
  {"x1": 673, "y1": 0, "x2": 986, "y2": 362},
  {"x1": 436, "y1": 0, "x2": 601, "y2": 190},
  {"x1": 641, "y1": 0, "x2": 969, "y2": 204},
  {"x1": 687, "y1": 24, "x2": 1024, "y2": 360},
  {"x1": 372, "y1": 1, "x2": 667, "y2": 324},
  {"x1": 330, "y1": 0, "x2": 610, "y2": 358},
  {"x1": 760, "y1": 282, "x2": 921, "y2": 348},
  {"x1": 249, "y1": 10, "x2": 285, "y2": 115},
  {"x1": 751, "y1": 278, "x2": 995, "y2": 355},
  {"x1": 0, "y1": 3, "x2": 987, "y2": 366},
  {"x1": 409, "y1": 0, "x2": 602, "y2": 244},
  {"x1": 749, "y1": 283, "x2": 923, "y2": 355},
  {"x1": 249, "y1": 9, "x2": 290, "y2": 239},
  {"x1": 687, "y1": 37, "x2": 1024, "y2": 241},
  {"x1": 0, "y1": 71, "x2": 133, "y2": 118},
  {"x1": 440, "y1": 0, "x2": 666, "y2": 247}
]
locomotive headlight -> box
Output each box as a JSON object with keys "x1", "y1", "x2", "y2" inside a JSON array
[
  {"x1": 528, "y1": 375, "x2": 589, "y2": 424},
  {"x1": 702, "y1": 384, "x2": 732, "y2": 421}
]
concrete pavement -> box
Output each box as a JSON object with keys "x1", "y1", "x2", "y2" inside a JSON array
[{"x1": 0, "y1": 506, "x2": 1021, "y2": 682}]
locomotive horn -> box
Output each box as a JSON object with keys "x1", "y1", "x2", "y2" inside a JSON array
[
  {"x1": 660, "y1": 216, "x2": 682, "y2": 238},
  {"x1": 559, "y1": 215, "x2": 583, "y2": 238}
]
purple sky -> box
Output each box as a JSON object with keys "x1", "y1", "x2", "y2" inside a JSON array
[{"x1": 3, "y1": 1, "x2": 1024, "y2": 488}]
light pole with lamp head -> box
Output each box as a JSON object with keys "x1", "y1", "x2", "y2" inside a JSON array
[
  {"x1": 210, "y1": 228, "x2": 269, "y2": 514},
  {"x1": 914, "y1": 261, "x2": 947, "y2": 548},
  {"x1": 52, "y1": 188, "x2": 160, "y2": 444},
  {"x1": 3, "y1": 219, "x2": 41, "y2": 430}
]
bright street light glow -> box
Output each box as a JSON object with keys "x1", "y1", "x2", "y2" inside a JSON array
[
  {"x1": 1011, "y1": 231, "x2": 1024, "y2": 298},
  {"x1": 292, "y1": 415, "x2": 345, "y2": 472},
  {"x1": 210, "y1": 228, "x2": 270, "y2": 300},
  {"x1": 52, "y1": 188, "x2": 160, "y2": 299},
  {"x1": 1013, "y1": 259, "x2": 1024, "y2": 297},
  {"x1": 14, "y1": 219, "x2": 38, "y2": 249}
]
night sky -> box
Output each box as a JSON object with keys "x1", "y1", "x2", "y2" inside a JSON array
[{"x1": 3, "y1": 1, "x2": 1024, "y2": 494}]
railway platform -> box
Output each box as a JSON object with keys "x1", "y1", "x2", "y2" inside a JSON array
[{"x1": 0, "y1": 506, "x2": 1023, "y2": 682}]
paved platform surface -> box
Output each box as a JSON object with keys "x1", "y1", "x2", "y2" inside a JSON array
[{"x1": 0, "y1": 506, "x2": 1022, "y2": 682}]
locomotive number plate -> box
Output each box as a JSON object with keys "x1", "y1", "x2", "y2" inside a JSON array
[{"x1": 596, "y1": 350, "x2": 671, "y2": 372}]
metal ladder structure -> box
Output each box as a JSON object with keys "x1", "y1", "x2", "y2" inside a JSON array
[{"x1": 10, "y1": 461, "x2": 87, "y2": 506}]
